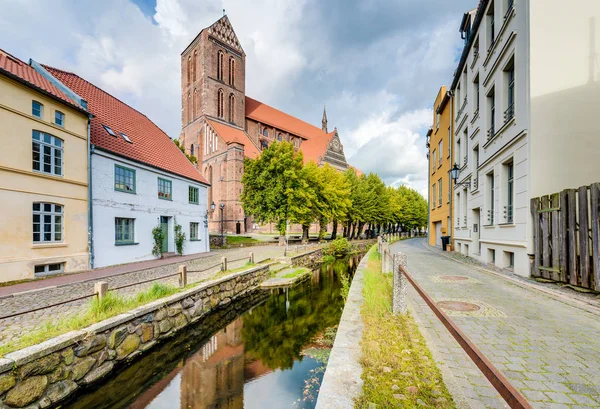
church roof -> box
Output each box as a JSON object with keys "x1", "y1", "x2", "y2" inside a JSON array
[
  {"x1": 43, "y1": 65, "x2": 209, "y2": 185},
  {"x1": 182, "y1": 15, "x2": 244, "y2": 56},
  {"x1": 206, "y1": 119, "x2": 260, "y2": 159}
]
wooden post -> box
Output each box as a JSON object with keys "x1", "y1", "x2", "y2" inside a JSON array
[
  {"x1": 531, "y1": 198, "x2": 541, "y2": 277},
  {"x1": 590, "y1": 183, "x2": 600, "y2": 291},
  {"x1": 249, "y1": 252, "x2": 255, "y2": 264},
  {"x1": 221, "y1": 256, "x2": 227, "y2": 272},
  {"x1": 567, "y1": 189, "x2": 578, "y2": 286},
  {"x1": 178, "y1": 265, "x2": 187, "y2": 288},
  {"x1": 579, "y1": 186, "x2": 590, "y2": 288},
  {"x1": 559, "y1": 190, "x2": 568, "y2": 283},
  {"x1": 392, "y1": 253, "x2": 407, "y2": 314},
  {"x1": 551, "y1": 193, "x2": 560, "y2": 281},
  {"x1": 94, "y1": 281, "x2": 108, "y2": 303}
]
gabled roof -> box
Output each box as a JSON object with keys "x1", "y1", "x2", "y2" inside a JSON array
[
  {"x1": 301, "y1": 131, "x2": 336, "y2": 165},
  {"x1": 44, "y1": 65, "x2": 209, "y2": 185},
  {"x1": 0, "y1": 49, "x2": 87, "y2": 114},
  {"x1": 182, "y1": 15, "x2": 244, "y2": 56},
  {"x1": 206, "y1": 119, "x2": 260, "y2": 159}
]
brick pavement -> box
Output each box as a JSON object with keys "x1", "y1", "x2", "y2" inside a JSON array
[
  {"x1": 390, "y1": 238, "x2": 600, "y2": 409},
  {"x1": 0, "y1": 244, "x2": 291, "y2": 349}
]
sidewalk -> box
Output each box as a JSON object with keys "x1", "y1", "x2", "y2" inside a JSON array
[{"x1": 391, "y1": 238, "x2": 600, "y2": 409}]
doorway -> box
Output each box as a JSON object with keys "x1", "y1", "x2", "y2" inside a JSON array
[
  {"x1": 434, "y1": 221, "x2": 442, "y2": 246},
  {"x1": 236, "y1": 222, "x2": 241, "y2": 235},
  {"x1": 160, "y1": 216, "x2": 169, "y2": 253},
  {"x1": 472, "y1": 208, "x2": 480, "y2": 255}
]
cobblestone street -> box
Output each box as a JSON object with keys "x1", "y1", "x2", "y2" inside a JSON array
[
  {"x1": 391, "y1": 238, "x2": 600, "y2": 409},
  {"x1": 0, "y1": 244, "x2": 296, "y2": 349}
]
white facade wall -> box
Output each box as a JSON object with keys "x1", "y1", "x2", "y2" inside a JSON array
[
  {"x1": 91, "y1": 150, "x2": 209, "y2": 269},
  {"x1": 453, "y1": 0, "x2": 530, "y2": 276}
]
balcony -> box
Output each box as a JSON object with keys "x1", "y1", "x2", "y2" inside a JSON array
[
  {"x1": 487, "y1": 123, "x2": 495, "y2": 141},
  {"x1": 504, "y1": 103, "x2": 514, "y2": 123}
]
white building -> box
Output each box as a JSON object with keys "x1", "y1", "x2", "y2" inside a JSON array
[
  {"x1": 42, "y1": 66, "x2": 210, "y2": 269},
  {"x1": 451, "y1": 0, "x2": 600, "y2": 277}
]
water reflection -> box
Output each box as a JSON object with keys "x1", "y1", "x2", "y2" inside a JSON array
[{"x1": 62, "y1": 256, "x2": 359, "y2": 409}]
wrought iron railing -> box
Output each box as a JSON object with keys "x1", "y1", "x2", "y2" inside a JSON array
[
  {"x1": 487, "y1": 124, "x2": 495, "y2": 141},
  {"x1": 503, "y1": 204, "x2": 514, "y2": 223},
  {"x1": 504, "y1": 103, "x2": 514, "y2": 123}
]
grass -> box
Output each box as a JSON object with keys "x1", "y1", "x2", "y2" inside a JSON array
[
  {"x1": 0, "y1": 282, "x2": 179, "y2": 358},
  {"x1": 355, "y1": 247, "x2": 455, "y2": 408},
  {"x1": 224, "y1": 236, "x2": 261, "y2": 245},
  {"x1": 280, "y1": 267, "x2": 310, "y2": 279}
]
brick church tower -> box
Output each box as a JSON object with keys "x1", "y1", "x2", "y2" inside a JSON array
[{"x1": 179, "y1": 15, "x2": 251, "y2": 233}]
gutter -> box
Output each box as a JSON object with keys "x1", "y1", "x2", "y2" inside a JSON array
[{"x1": 88, "y1": 126, "x2": 94, "y2": 269}]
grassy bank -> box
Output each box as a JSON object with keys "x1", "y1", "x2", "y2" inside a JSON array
[{"x1": 355, "y1": 248, "x2": 455, "y2": 408}]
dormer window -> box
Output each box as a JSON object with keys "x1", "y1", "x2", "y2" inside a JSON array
[
  {"x1": 102, "y1": 124, "x2": 116, "y2": 137},
  {"x1": 119, "y1": 133, "x2": 132, "y2": 143}
]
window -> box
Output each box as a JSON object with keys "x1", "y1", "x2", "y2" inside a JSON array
[
  {"x1": 473, "y1": 37, "x2": 480, "y2": 60},
  {"x1": 505, "y1": 0, "x2": 514, "y2": 18},
  {"x1": 32, "y1": 101, "x2": 43, "y2": 118},
  {"x1": 435, "y1": 113, "x2": 440, "y2": 129},
  {"x1": 158, "y1": 178, "x2": 172, "y2": 200},
  {"x1": 262, "y1": 128, "x2": 268, "y2": 137},
  {"x1": 190, "y1": 222, "x2": 199, "y2": 240},
  {"x1": 102, "y1": 124, "x2": 117, "y2": 137},
  {"x1": 55, "y1": 111, "x2": 65, "y2": 127},
  {"x1": 34, "y1": 263, "x2": 63, "y2": 276},
  {"x1": 114, "y1": 164, "x2": 135, "y2": 193},
  {"x1": 217, "y1": 51, "x2": 224, "y2": 80},
  {"x1": 463, "y1": 128, "x2": 468, "y2": 165},
  {"x1": 473, "y1": 146, "x2": 480, "y2": 190},
  {"x1": 447, "y1": 127, "x2": 451, "y2": 157},
  {"x1": 217, "y1": 89, "x2": 224, "y2": 118},
  {"x1": 462, "y1": 188, "x2": 468, "y2": 226},
  {"x1": 119, "y1": 133, "x2": 132, "y2": 143},
  {"x1": 187, "y1": 56, "x2": 191, "y2": 85},
  {"x1": 229, "y1": 57, "x2": 235, "y2": 86},
  {"x1": 456, "y1": 138, "x2": 461, "y2": 167},
  {"x1": 487, "y1": 172, "x2": 495, "y2": 224},
  {"x1": 505, "y1": 58, "x2": 515, "y2": 123},
  {"x1": 193, "y1": 50, "x2": 197, "y2": 82},
  {"x1": 191, "y1": 144, "x2": 195, "y2": 156},
  {"x1": 115, "y1": 217, "x2": 135, "y2": 244},
  {"x1": 474, "y1": 74, "x2": 480, "y2": 114},
  {"x1": 277, "y1": 133, "x2": 283, "y2": 141},
  {"x1": 32, "y1": 130, "x2": 63, "y2": 176},
  {"x1": 33, "y1": 203, "x2": 63, "y2": 243},
  {"x1": 432, "y1": 183, "x2": 437, "y2": 209},
  {"x1": 448, "y1": 176, "x2": 451, "y2": 203},
  {"x1": 438, "y1": 140, "x2": 443, "y2": 166},
  {"x1": 432, "y1": 150, "x2": 437, "y2": 173},
  {"x1": 228, "y1": 93, "x2": 235, "y2": 123},
  {"x1": 189, "y1": 186, "x2": 199, "y2": 204},
  {"x1": 487, "y1": 87, "x2": 495, "y2": 140},
  {"x1": 487, "y1": 1, "x2": 495, "y2": 49},
  {"x1": 438, "y1": 178, "x2": 442, "y2": 207},
  {"x1": 506, "y1": 161, "x2": 514, "y2": 223},
  {"x1": 260, "y1": 139, "x2": 268, "y2": 150}
]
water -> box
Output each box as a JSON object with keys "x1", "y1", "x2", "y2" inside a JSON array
[{"x1": 63, "y1": 256, "x2": 359, "y2": 409}]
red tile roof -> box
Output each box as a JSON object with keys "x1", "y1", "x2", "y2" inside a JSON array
[
  {"x1": 0, "y1": 49, "x2": 85, "y2": 112},
  {"x1": 44, "y1": 65, "x2": 208, "y2": 185},
  {"x1": 206, "y1": 119, "x2": 260, "y2": 159}
]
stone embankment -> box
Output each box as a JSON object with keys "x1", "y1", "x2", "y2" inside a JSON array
[{"x1": 0, "y1": 265, "x2": 269, "y2": 409}]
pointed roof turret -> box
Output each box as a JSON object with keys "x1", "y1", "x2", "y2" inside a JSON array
[{"x1": 322, "y1": 104, "x2": 328, "y2": 133}]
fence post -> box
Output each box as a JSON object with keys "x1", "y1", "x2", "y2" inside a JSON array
[
  {"x1": 249, "y1": 252, "x2": 255, "y2": 264},
  {"x1": 392, "y1": 253, "x2": 408, "y2": 314},
  {"x1": 178, "y1": 265, "x2": 187, "y2": 288},
  {"x1": 94, "y1": 281, "x2": 108, "y2": 303},
  {"x1": 221, "y1": 256, "x2": 227, "y2": 271}
]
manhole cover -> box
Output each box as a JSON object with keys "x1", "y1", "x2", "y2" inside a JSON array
[
  {"x1": 437, "y1": 301, "x2": 481, "y2": 312},
  {"x1": 439, "y1": 275, "x2": 469, "y2": 281}
]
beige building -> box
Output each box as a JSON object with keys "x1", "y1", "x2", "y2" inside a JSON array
[{"x1": 0, "y1": 50, "x2": 90, "y2": 283}]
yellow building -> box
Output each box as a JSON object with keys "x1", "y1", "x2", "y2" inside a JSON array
[
  {"x1": 427, "y1": 86, "x2": 453, "y2": 247},
  {"x1": 0, "y1": 50, "x2": 90, "y2": 283}
]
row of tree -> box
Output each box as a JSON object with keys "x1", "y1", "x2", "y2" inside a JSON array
[{"x1": 241, "y1": 141, "x2": 428, "y2": 242}]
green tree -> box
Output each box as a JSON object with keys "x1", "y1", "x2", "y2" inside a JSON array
[
  {"x1": 310, "y1": 163, "x2": 351, "y2": 240},
  {"x1": 173, "y1": 139, "x2": 197, "y2": 164}
]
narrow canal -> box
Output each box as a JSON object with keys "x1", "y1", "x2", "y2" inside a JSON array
[{"x1": 62, "y1": 255, "x2": 360, "y2": 409}]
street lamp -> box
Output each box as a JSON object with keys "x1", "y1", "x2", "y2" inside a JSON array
[
  {"x1": 219, "y1": 203, "x2": 225, "y2": 243},
  {"x1": 449, "y1": 163, "x2": 470, "y2": 188},
  {"x1": 210, "y1": 201, "x2": 216, "y2": 212}
]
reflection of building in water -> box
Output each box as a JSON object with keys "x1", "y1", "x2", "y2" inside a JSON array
[{"x1": 180, "y1": 318, "x2": 245, "y2": 409}]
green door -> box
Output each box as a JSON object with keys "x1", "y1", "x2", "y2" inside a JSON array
[{"x1": 160, "y1": 216, "x2": 169, "y2": 253}]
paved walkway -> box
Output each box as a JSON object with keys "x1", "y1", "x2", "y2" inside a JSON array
[
  {"x1": 391, "y1": 238, "x2": 600, "y2": 409},
  {"x1": 0, "y1": 245, "x2": 290, "y2": 349}
]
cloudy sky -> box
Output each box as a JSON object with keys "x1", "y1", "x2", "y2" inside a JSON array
[{"x1": 1, "y1": 0, "x2": 475, "y2": 196}]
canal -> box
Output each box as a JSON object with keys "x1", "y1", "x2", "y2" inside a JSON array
[{"x1": 62, "y1": 255, "x2": 360, "y2": 409}]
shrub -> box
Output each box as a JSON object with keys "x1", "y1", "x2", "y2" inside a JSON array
[
  {"x1": 174, "y1": 222, "x2": 185, "y2": 255},
  {"x1": 324, "y1": 237, "x2": 352, "y2": 258},
  {"x1": 152, "y1": 225, "x2": 164, "y2": 258}
]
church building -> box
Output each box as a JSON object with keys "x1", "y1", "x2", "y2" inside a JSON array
[{"x1": 179, "y1": 16, "x2": 350, "y2": 233}]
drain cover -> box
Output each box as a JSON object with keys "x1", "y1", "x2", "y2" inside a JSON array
[
  {"x1": 439, "y1": 275, "x2": 469, "y2": 281},
  {"x1": 437, "y1": 301, "x2": 481, "y2": 312}
]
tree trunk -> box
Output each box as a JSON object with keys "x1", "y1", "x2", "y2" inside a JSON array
[
  {"x1": 302, "y1": 224, "x2": 310, "y2": 243},
  {"x1": 318, "y1": 218, "x2": 327, "y2": 241},
  {"x1": 349, "y1": 223, "x2": 355, "y2": 240},
  {"x1": 331, "y1": 219, "x2": 338, "y2": 240},
  {"x1": 356, "y1": 222, "x2": 365, "y2": 239}
]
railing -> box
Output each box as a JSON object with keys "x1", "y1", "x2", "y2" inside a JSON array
[
  {"x1": 456, "y1": 96, "x2": 468, "y2": 121},
  {"x1": 504, "y1": 0, "x2": 514, "y2": 19},
  {"x1": 503, "y1": 204, "x2": 514, "y2": 223},
  {"x1": 487, "y1": 123, "x2": 495, "y2": 141},
  {"x1": 504, "y1": 104, "x2": 514, "y2": 123},
  {"x1": 472, "y1": 177, "x2": 479, "y2": 191}
]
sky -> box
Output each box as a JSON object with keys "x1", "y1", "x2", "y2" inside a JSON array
[{"x1": 0, "y1": 0, "x2": 475, "y2": 196}]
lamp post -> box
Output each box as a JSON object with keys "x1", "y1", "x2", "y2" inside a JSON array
[
  {"x1": 450, "y1": 163, "x2": 470, "y2": 188},
  {"x1": 219, "y1": 203, "x2": 225, "y2": 244}
]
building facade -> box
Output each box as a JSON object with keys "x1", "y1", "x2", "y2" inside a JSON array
[
  {"x1": 427, "y1": 87, "x2": 454, "y2": 247},
  {"x1": 0, "y1": 50, "x2": 90, "y2": 283},
  {"x1": 43, "y1": 66, "x2": 210, "y2": 269},
  {"x1": 178, "y1": 16, "x2": 350, "y2": 233}
]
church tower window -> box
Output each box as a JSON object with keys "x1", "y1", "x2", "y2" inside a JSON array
[
  {"x1": 260, "y1": 140, "x2": 268, "y2": 150},
  {"x1": 229, "y1": 93, "x2": 235, "y2": 123},
  {"x1": 192, "y1": 89, "x2": 197, "y2": 120},
  {"x1": 229, "y1": 57, "x2": 235, "y2": 86},
  {"x1": 217, "y1": 89, "x2": 224, "y2": 118},
  {"x1": 217, "y1": 51, "x2": 224, "y2": 81},
  {"x1": 187, "y1": 56, "x2": 191, "y2": 85},
  {"x1": 262, "y1": 128, "x2": 268, "y2": 137},
  {"x1": 192, "y1": 51, "x2": 197, "y2": 81},
  {"x1": 191, "y1": 144, "x2": 194, "y2": 156},
  {"x1": 277, "y1": 133, "x2": 282, "y2": 141},
  {"x1": 187, "y1": 92, "x2": 191, "y2": 124}
]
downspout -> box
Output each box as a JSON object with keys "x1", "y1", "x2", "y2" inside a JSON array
[
  {"x1": 448, "y1": 90, "x2": 454, "y2": 248},
  {"x1": 87, "y1": 118, "x2": 94, "y2": 269}
]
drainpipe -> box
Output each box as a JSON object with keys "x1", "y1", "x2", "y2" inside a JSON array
[
  {"x1": 87, "y1": 119, "x2": 94, "y2": 269},
  {"x1": 448, "y1": 90, "x2": 454, "y2": 248}
]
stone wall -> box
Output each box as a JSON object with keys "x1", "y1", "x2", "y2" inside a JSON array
[
  {"x1": 0, "y1": 265, "x2": 269, "y2": 409},
  {"x1": 290, "y1": 248, "x2": 323, "y2": 269},
  {"x1": 209, "y1": 235, "x2": 227, "y2": 248}
]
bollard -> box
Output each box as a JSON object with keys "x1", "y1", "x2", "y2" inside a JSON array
[
  {"x1": 94, "y1": 281, "x2": 108, "y2": 303},
  {"x1": 221, "y1": 256, "x2": 227, "y2": 271},
  {"x1": 178, "y1": 265, "x2": 187, "y2": 288},
  {"x1": 249, "y1": 251, "x2": 255, "y2": 264},
  {"x1": 392, "y1": 253, "x2": 408, "y2": 314}
]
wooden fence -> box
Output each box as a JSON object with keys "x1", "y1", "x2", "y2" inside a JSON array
[{"x1": 530, "y1": 183, "x2": 599, "y2": 291}]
